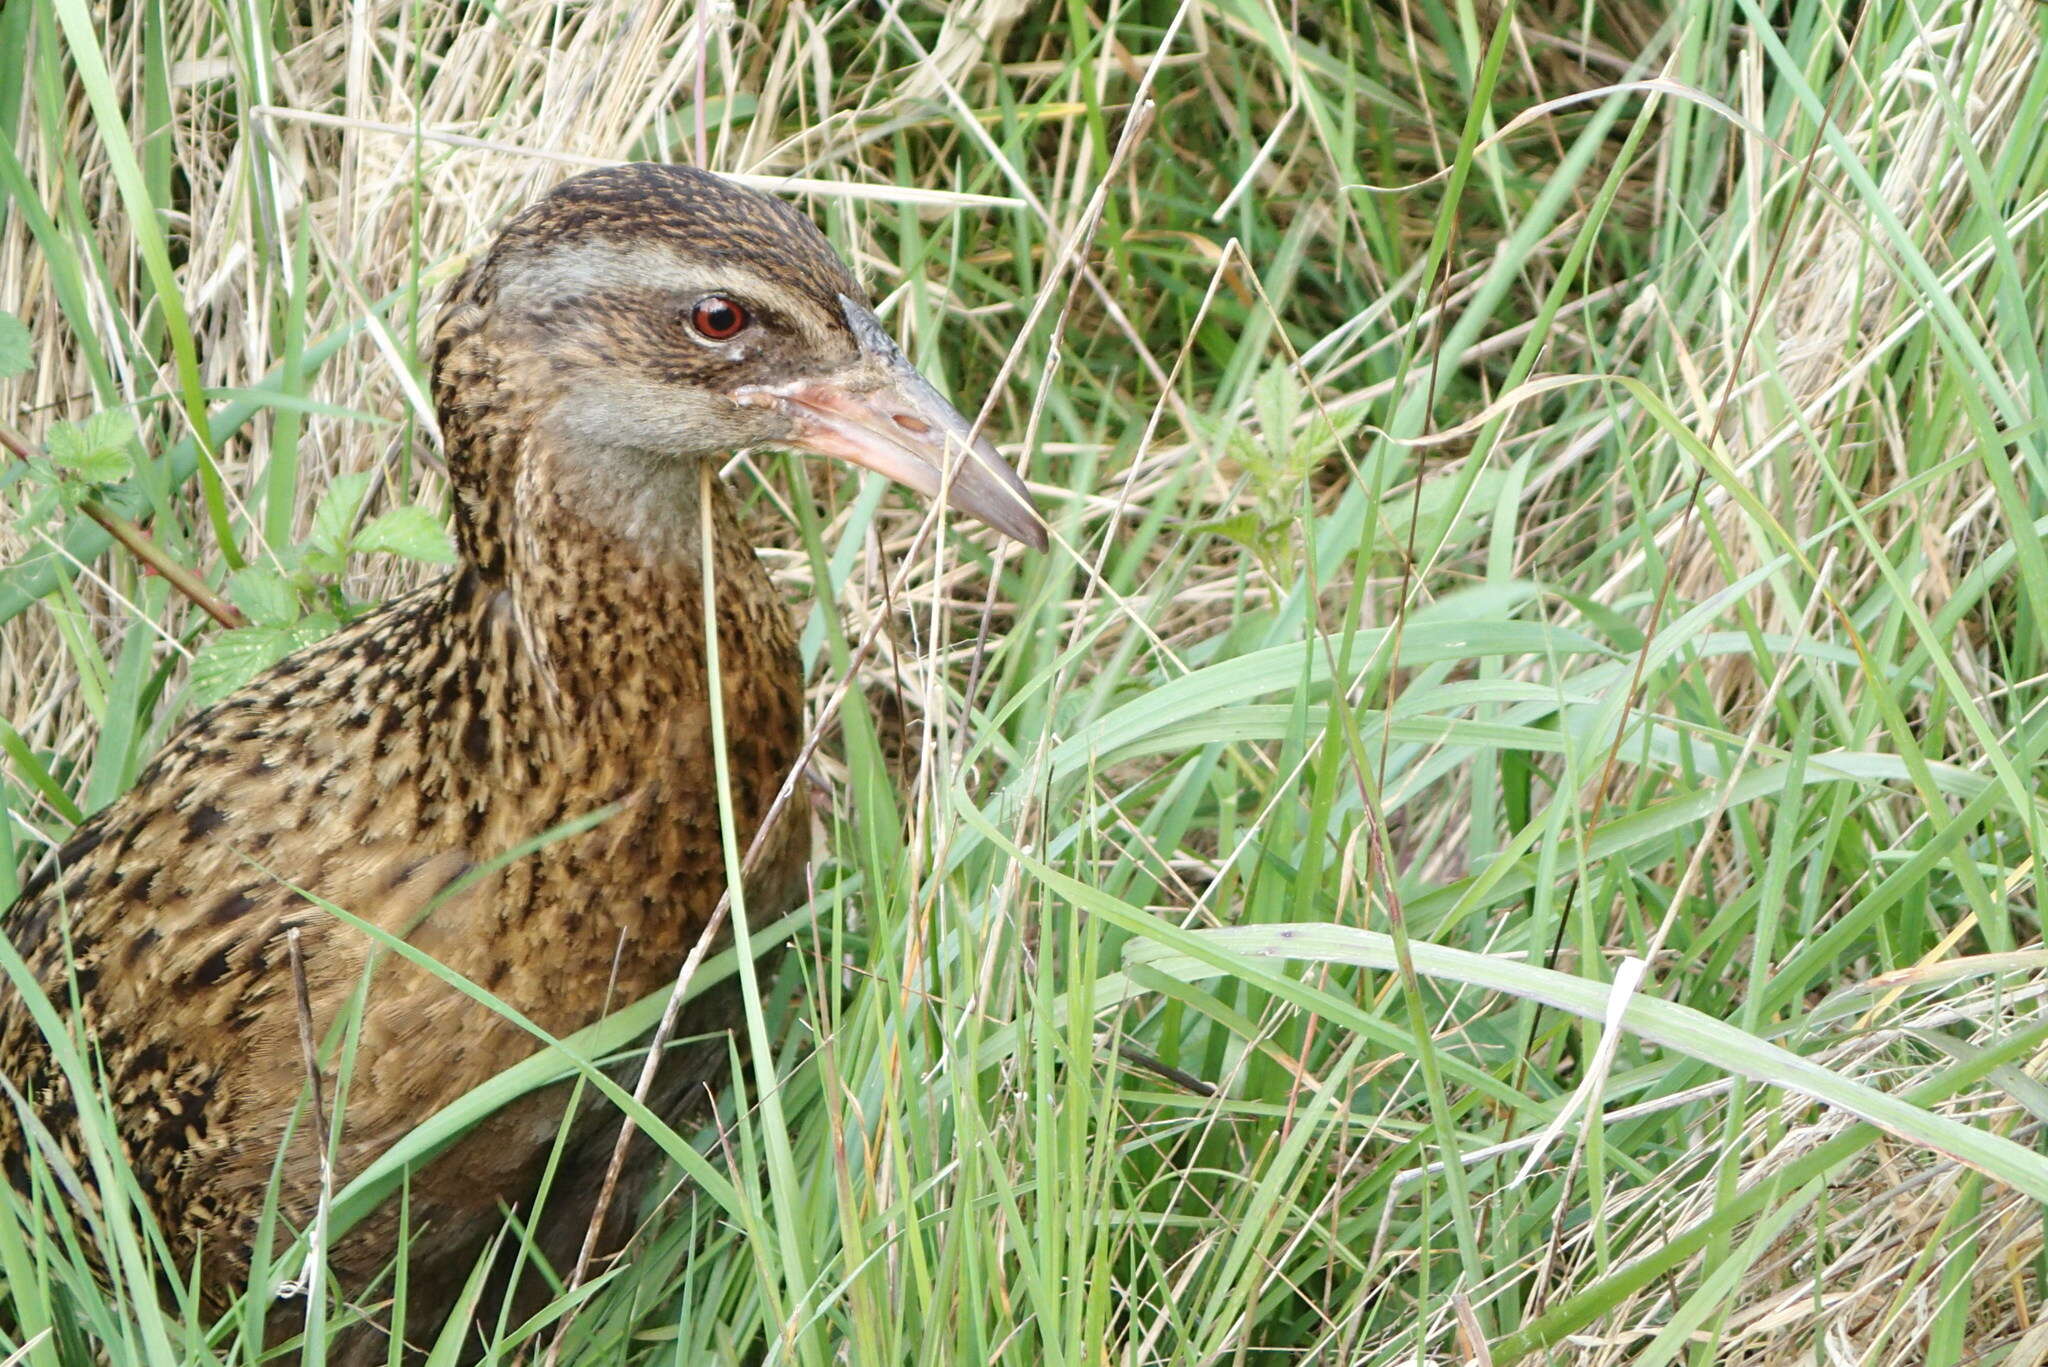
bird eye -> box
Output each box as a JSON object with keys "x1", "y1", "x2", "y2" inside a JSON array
[{"x1": 690, "y1": 295, "x2": 749, "y2": 341}]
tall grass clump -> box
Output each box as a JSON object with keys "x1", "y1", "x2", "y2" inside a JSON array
[{"x1": 3, "y1": 0, "x2": 2047, "y2": 1363}]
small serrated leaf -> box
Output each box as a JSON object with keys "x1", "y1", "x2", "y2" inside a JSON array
[
  {"x1": 284, "y1": 611, "x2": 342, "y2": 650},
  {"x1": 225, "y1": 567, "x2": 300, "y2": 629},
  {"x1": 310, "y1": 471, "x2": 375, "y2": 555},
  {"x1": 187, "y1": 626, "x2": 298, "y2": 708},
  {"x1": 1187, "y1": 512, "x2": 1265, "y2": 551},
  {"x1": 0, "y1": 311, "x2": 31, "y2": 379},
  {"x1": 45, "y1": 410, "x2": 137, "y2": 485},
  {"x1": 299, "y1": 546, "x2": 346, "y2": 578},
  {"x1": 21, "y1": 482, "x2": 59, "y2": 526},
  {"x1": 355, "y1": 506, "x2": 456, "y2": 564}
]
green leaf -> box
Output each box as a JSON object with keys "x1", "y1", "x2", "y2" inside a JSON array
[
  {"x1": 187, "y1": 614, "x2": 339, "y2": 710},
  {"x1": 0, "y1": 311, "x2": 31, "y2": 379},
  {"x1": 16, "y1": 459, "x2": 62, "y2": 525},
  {"x1": 355, "y1": 505, "x2": 456, "y2": 564},
  {"x1": 308, "y1": 470, "x2": 375, "y2": 555},
  {"x1": 186, "y1": 626, "x2": 297, "y2": 708},
  {"x1": 298, "y1": 546, "x2": 346, "y2": 578},
  {"x1": 21, "y1": 483, "x2": 60, "y2": 526},
  {"x1": 44, "y1": 410, "x2": 136, "y2": 485},
  {"x1": 283, "y1": 610, "x2": 341, "y2": 650},
  {"x1": 224, "y1": 567, "x2": 300, "y2": 629},
  {"x1": 1187, "y1": 511, "x2": 1266, "y2": 552}
]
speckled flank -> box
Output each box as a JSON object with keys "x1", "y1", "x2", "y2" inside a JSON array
[{"x1": 0, "y1": 164, "x2": 846, "y2": 1355}]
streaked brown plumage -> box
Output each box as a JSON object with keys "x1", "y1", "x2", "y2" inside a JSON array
[{"x1": 0, "y1": 163, "x2": 1041, "y2": 1356}]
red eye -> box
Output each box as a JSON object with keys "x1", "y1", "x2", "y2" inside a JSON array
[{"x1": 690, "y1": 295, "x2": 749, "y2": 340}]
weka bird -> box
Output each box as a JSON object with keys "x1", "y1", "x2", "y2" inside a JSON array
[{"x1": 0, "y1": 162, "x2": 1042, "y2": 1354}]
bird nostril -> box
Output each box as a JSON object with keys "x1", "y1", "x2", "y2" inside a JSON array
[{"x1": 892, "y1": 413, "x2": 932, "y2": 437}]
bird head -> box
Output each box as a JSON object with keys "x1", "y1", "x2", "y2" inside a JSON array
[{"x1": 439, "y1": 162, "x2": 1045, "y2": 556}]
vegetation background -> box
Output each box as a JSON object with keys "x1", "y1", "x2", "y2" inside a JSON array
[{"x1": 1, "y1": 0, "x2": 2045, "y2": 1362}]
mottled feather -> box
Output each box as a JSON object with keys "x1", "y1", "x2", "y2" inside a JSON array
[{"x1": 0, "y1": 163, "x2": 853, "y2": 1355}]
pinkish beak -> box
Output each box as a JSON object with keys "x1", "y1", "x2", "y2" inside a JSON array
[{"x1": 735, "y1": 297, "x2": 1047, "y2": 551}]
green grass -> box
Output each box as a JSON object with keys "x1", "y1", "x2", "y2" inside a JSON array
[{"x1": 4, "y1": 0, "x2": 2048, "y2": 1362}]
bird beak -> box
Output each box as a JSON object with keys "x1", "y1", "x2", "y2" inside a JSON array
[{"x1": 733, "y1": 296, "x2": 1048, "y2": 551}]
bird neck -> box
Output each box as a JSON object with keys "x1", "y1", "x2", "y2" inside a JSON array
[
  {"x1": 429, "y1": 317, "x2": 802, "y2": 766},
  {"x1": 484, "y1": 442, "x2": 793, "y2": 719}
]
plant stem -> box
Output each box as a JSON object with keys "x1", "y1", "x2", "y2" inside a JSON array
[{"x1": 0, "y1": 420, "x2": 244, "y2": 629}]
